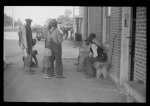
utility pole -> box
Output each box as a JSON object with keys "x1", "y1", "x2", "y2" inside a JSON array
[
  {"x1": 12, "y1": 6, "x2": 14, "y2": 28},
  {"x1": 73, "y1": 6, "x2": 75, "y2": 40},
  {"x1": 82, "y1": 7, "x2": 88, "y2": 41}
]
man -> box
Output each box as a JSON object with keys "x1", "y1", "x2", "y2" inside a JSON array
[
  {"x1": 46, "y1": 19, "x2": 64, "y2": 78},
  {"x1": 31, "y1": 39, "x2": 38, "y2": 68},
  {"x1": 24, "y1": 18, "x2": 35, "y2": 73},
  {"x1": 18, "y1": 26, "x2": 28, "y2": 69},
  {"x1": 83, "y1": 33, "x2": 107, "y2": 78},
  {"x1": 18, "y1": 26, "x2": 22, "y2": 47}
]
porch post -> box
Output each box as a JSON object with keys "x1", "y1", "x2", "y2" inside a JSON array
[
  {"x1": 120, "y1": 7, "x2": 132, "y2": 85},
  {"x1": 82, "y1": 6, "x2": 88, "y2": 42},
  {"x1": 102, "y1": 7, "x2": 106, "y2": 43},
  {"x1": 78, "y1": 7, "x2": 89, "y2": 71}
]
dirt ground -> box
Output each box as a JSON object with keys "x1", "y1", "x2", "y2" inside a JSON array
[{"x1": 4, "y1": 32, "x2": 127, "y2": 102}]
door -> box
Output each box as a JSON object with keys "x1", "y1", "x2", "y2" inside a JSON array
[{"x1": 129, "y1": 7, "x2": 136, "y2": 81}]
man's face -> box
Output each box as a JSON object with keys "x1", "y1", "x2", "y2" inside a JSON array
[
  {"x1": 26, "y1": 22, "x2": 31, "y2": 26},
  {"x1": 85, "y1": 40, "x2": 90, "y2": 46},
  {"x1": 48, "y1": 25, "x2": 52, "y2": 30}
]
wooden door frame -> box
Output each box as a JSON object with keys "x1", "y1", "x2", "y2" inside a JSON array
[
  {"x1": 129, "y1": 7, "x2": 136, "y2": 81},
  {"x1": 120, "y1": 7, "x2": 132, "y2": 85}
]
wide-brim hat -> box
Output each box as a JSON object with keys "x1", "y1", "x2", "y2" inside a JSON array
[
  {"x1": 89, "y1": 33, "x2": 96, "y2": 39},
  {"x1": 25, "y1": 18, "x2": 32, "y2": 23},
  {"x1": 49, "y1": 19, "x2": 57, "y2": 27}
]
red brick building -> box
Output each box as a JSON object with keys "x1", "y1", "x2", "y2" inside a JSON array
[{"x1": 80, "y1": 7, "x2": 146, "y2": 102}]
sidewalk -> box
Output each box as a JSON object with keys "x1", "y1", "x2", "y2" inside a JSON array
[
  {"x1": 4, "y1": 59, "x2": 126, "y2": 102},
  {"x1": 4, "y1": 39, "x2": 127, "y2": 102}
]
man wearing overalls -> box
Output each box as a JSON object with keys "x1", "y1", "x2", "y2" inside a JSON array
[{"x1": 46, "y1": 19, "x2": 64, "y2": 78}]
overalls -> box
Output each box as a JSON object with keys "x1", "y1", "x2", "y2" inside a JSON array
[{"x1": 47, "y1": 28, "x2": 63, "y2": 77}]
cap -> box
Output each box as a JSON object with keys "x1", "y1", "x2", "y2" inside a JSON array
[{"x1": 25, "y1": 19, "x2": 32, "y2": 23}]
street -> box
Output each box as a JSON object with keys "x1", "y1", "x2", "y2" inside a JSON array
[{"x1": 4, "y1": 32, "x2": 126, "y2": 102}]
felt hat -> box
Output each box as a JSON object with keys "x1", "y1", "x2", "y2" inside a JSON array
[
  {"x1": 25, "y1": 18, "x2": 32, "y2": 23},
  {"x1": 49, "y1": 19, "x2": 57, "y2": 27},
  {"x1": 89, "y1": 33, "x2": 96, "y2": 39}
]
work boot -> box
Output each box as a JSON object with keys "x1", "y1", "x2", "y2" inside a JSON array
[
  {"x1": 43, "y1": 74, "x2": 53, "y2": 79},
  {"x1": 56, "y1": 75, "x2": 65, "y2": 78}
]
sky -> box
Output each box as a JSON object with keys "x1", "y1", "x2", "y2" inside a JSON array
[{"x1": 4, "y1": 6, "x2": 79, "y2": 26}]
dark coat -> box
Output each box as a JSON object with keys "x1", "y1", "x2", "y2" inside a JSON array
[{"x1": 25, "y1": 25, "x2": 33, "y2": 53}]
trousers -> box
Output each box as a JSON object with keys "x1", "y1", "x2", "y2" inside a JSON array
[
  {"x1": 83, "y1": 56, "x2": 101, "y2": 77},
  {"x1": 47, "y1": 41, "x2": 63, "y2": 76},
  {"x1": 24, "y1": 49, "x2": 32, "y2": 70}
]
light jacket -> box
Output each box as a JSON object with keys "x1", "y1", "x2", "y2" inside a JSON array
[{"x1": 19, "y1": 26, "x2": 28, "y2": 49}]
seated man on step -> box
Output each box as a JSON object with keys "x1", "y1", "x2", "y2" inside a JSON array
[{"x1": 83, "y1": 33, "x2": 107, "y2": 79}]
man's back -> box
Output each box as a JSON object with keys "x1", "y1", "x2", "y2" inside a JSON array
[{"x1": 51, "y1": 28, "x2": 63, "y2": 44}]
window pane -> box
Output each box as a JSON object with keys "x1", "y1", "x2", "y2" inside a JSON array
[{"x1": 106, "y1": 17, "x2": 110, "y2": 43}]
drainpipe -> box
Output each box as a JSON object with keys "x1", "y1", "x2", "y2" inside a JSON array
[
  {"x1": 12, "y1": 6, "x2": 14, "y2": 28},
  {"x1": 73, "y1": 6, "x2": 75, "y2": 40},
  {"x1": 4, "y1": 44, "x2": 5, "y2": 63},
  {"x1": 81, "y1": 6, "x2": 88, "y2": 48}
]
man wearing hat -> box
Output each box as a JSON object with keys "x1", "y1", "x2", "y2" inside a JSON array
[
  {"x1": 83, "y1": 33, "x2": 107, "y2": 78},
  {"x1": 24, "y1": 18, "x2": 35, "y2": 73},
  {"x1": 45, "y1": 19, "x2": 64, "y2": 78}
]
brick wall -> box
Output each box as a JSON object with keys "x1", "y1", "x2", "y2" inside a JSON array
[
  {"x1": 88, "y1": 7, "x2": 103, "y2": 41},
  {"x1": 107, "y1": 7, "x2": 122, "y2": 79},
  {"x1": 134, "y1": 7, "x2": 146, "y2": 84}
]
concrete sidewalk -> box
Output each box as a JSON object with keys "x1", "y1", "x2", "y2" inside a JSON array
[
  {"x1": 4, "y1": 39, "x2": 126, "y2": 102},
  {"x1": 4, "y1": 59, "x2": 126, "y2": 102}
]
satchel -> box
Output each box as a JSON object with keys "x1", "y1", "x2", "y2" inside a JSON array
[{"x1": 98, "y1": 52, "x2": 107, "y2": 62}]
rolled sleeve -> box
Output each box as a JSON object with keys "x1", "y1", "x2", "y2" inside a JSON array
[{"x1": 91, "y1": 44, "x2": 98, "y2": 58}]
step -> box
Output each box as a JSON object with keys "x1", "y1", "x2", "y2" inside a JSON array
[{"x1": 124, "y1": 81, "x2": 146, "y2": 102}]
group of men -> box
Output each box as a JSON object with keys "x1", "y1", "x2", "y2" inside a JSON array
[
  {"x1": 18, "y1": 18, "x2": 107, "y2": 79},
  {"x1": 18, "y1": 18, "x2": 64, "y2": 78}
]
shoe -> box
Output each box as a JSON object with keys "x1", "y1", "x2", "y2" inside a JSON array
[
  {"x1": 27, "y1": 69, "x2": 35, "y2": 74},
  {"x1": 30, "y1": 70, "x2": 35, "y2": 72},
  {"x1": 44, "y1": 76, "x2": 52, "y2": 79},
  {"x1": 56, "y1": 76, "x2": 65, "y2": 78},
  {"x1": 43, "y1": 75, "x2": 52, "y2": 79},
  {"x1": 74, "y1": 63, "x2": 79, "y2": 66},
  {"x1": 47, "y1": 74, "x2": 55, "y2": 77},
  {"x1": 85, "y1": 76, "x2": 92, "y2": 79}
]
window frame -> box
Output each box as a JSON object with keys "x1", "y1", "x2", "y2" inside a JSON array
[{"x1": 105, "y1": 7, "x2": 111, "y2": 44}]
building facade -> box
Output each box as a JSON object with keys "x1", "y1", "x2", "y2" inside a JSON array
[{"x1": 80, "y1": 6, "x2": 146, "y2": 102}]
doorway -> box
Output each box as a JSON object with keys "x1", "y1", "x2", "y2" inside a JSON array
[{"x1": 129, "y1": 7, "x2": 136, "y2": 81}]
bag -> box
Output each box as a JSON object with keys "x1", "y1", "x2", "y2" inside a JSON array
[
  {"x1": 98, "y1": 52, "x2": 107, "y2": 62},
  {"x1": 91, "y1": 42, "x2": 107, "y2": 62}
]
